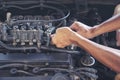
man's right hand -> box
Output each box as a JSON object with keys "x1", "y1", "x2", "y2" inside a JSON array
[{"x1": 70, "y1": 21, "x2": 93, "y2": 39}]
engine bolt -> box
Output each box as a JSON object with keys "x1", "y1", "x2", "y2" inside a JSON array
[
  {"x1": 33, "y1": 39, "x2": 37, "y2": 42},
  {"x1": 45, "y1": 62, "x2": 49, "y2": 66},
  {"x1": 16, "y1": 39, "x2": 20, "y2": 42},
  {"x1": 29, "y1": 42, "x2": 33, "y2": 45},
  {"x1": 13, "y1": 42, "x2": 17, "y2": 46},
  {"x1": 21, "y1": 42, "x2": 25, "y2": 45},
  {"x1": 10, "y1": 68, "x2": 17, "y2": 74},
  {"x1": 32, "y1": 67, "x2": 39, "y2": 73},
  {"x1": 44, "y1": 73, "x2": 48, "y2": 76}
]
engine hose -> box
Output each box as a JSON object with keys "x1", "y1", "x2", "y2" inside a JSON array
[
  {"x1": 17, "y1": 70, "x2": 35, "y2": 76},
  {"x1": 0, "y1": 4, "x2": 70, "y2": 24},
  {"x1": 10, "y1": 68, "x2": 35, "y2": 76},
  {"x1": 4, "y1": 4, "x2": 65, "y2": 15},
  {"x1": 40, "y1": 46, "x2": 80, "y2": 54},
  {"x1": 75, "y1": 67, "x2": 97, "y2": 73},
  {"x1": 0, "y1": 41, "x2": 80, "y2": 54},
  {"x1": 39, "y1": 68, "x2": 72, "y2": 73},
  {"x1": 3, "y1": 1, "x2": 69, "y2": 26},
  {"x1": 38, "y1": 68, "x2": 98, "y2": 79},
  {"x1": 0, "y1": 63, "x2": 35, "y2": 69},
  {"x1": 78, "y1": 72, "x2": 98, "y2": 79},
  {"x1": 0, "y1": 41, "x2": 40, "y2": 52}
]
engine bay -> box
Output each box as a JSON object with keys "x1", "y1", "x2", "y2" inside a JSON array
[{"x1": 0, "y1": 0, "x2": 117, "y2": 80}]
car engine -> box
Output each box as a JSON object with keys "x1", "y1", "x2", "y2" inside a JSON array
[{"x1": 0, "y1": 0, "x2": 117, "y2": 80}]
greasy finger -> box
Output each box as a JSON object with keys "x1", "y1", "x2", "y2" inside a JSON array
[
  {"x1": 56, "y1": 44, "x2": 66, "y2": 48},
  {"x1": 70, "y1": 22, "x2": 79, "y2": 31},
  {"x1": 51, "y1": 34, "x2": 55, "y2": 44},
  {"x1": 51, "y1": 35, "x2": 57, "y2": 45}
]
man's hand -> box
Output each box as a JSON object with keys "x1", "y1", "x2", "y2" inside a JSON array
[
  {"x1": 52, "y1": 27, "x2": 76, "y2": 48},
  {"x1": 115, "y1": 74, "x2": 120, "y2": 80},
  {"x1": 70, "y1": 21, "x2": 93, "y2": 39}
]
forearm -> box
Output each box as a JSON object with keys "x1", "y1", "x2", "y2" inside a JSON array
[
  {"x1": 71, "y1": 32, "x2": 120, "y2": 73},
  {"x1": 90, "y1": 14, "x2": 120, "y2": 38}
]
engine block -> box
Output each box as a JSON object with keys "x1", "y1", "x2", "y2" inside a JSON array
[
  {"x1": 0, "y1": 1, "x2": 99, "y2": 80},
  {"x1": 0, "y1": 15, "x2": 56, "y2": 47}
]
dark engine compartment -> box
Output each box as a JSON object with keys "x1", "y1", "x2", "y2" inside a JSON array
[{"x1": 0, "y1": 0, "x2": 118, "y2": 80}]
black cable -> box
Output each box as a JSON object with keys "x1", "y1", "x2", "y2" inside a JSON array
[
  {"x1": 0, "y1": 1, "x2": 70, "y2": 26},
  {"x1": 0, "y1": 64, "x2": 98, "y2": 79},
  {"x1": 0, "y1": 41, "x2": 80, "y2": 54},
  {"x1": 40, "y1": 46, "x2": 80, "y2": 54},
  {"x1": 0, "y1": 41, "x2": 40, "y2": 52},
  {"x1": 78, "y1": 72, "x2": 98, "y2": 79},
  {"x1": 75, "y1": 67, "x2": 97, "y2": 73},
  {"x1": 0, "y1": 63, "x2": 35, "y2": 69},
  {"x1": 17, "y1": 70, "x2": 35, "y2": 76},
  {"x1": 38, "y1": 67, "x2": 98, "y2": 79},
  {"x1": 39, "y1": 68, "x2": 72, "y2": 73}
]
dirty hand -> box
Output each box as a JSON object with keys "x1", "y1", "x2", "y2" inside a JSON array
[
  {"x1": 70, "y1": 21, "x2": 93, "y2": 39},
  {"x1": 115, "y1": 74, "x2": 120, "y2": 80},
  {"x1": 52, "y1": 27, "x2": 76, "y2": 48}
]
